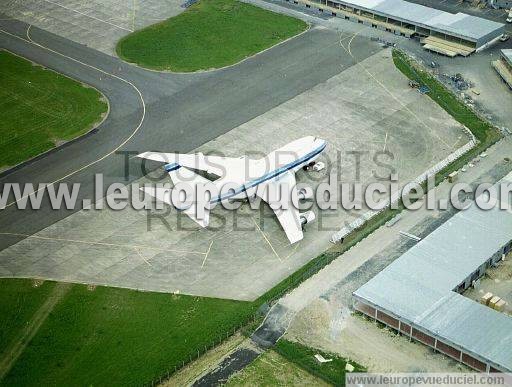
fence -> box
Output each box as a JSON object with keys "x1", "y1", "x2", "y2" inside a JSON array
[{"x1": 145, "y1": 314, "x2": 259, "y2": 386}]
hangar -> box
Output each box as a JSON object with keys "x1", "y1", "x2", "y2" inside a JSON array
[
  {"x1": 353, "y1": 173, "x2": 512, "y2": 373},
  {"x1": 286, "y1": 0, "x2": 505, "y2": 56}
]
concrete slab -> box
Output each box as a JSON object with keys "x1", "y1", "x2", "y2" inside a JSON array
[
  {"x1": 0, "y1": 50, "x2": 468, "y2": 300},
  {"x1": 2, "y1": 0, "x2": 184, "y2": 55}
]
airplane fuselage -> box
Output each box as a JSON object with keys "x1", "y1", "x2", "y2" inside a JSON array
[{"x1": 210, "y1": 136, "x2": 326, "y2": 204}]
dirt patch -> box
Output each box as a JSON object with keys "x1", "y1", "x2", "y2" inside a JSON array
[
  {"x1": 161, "y1": 333, "x2": 246, "y2": 387},
  {"x1": 225, "y1": 350, "x2": 329, "y2": 387},
  {"x1": 285, "y1": 298, "x2": 469, "y2": 373}
]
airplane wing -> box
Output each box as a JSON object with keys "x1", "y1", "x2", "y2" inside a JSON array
[
  {"x1": 137, "y1": 152, "x2": 247, "y2": 178},
  {"x1": 255, "y1": 171, "x2": 303, "y2": 244}
]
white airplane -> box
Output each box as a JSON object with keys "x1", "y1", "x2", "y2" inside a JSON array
[{"x1": 137, "y1": 136, "x2": 327, "y2": 244}]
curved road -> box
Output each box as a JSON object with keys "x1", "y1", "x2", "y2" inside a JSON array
[{"x1": 0, "y1": 15, "x2": 379, "y2": 250}]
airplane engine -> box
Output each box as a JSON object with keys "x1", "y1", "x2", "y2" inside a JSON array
[
  {"x1": 298, "y1": 187, "x2": 313, "y2": 200},
  {"x1": 300, "y1": 211, "x2": 316, "y2": 228}
]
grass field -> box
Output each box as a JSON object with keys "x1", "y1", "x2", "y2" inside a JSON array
[
  {"x1": 0, "y1": 50, "x2": 108, "y2": 169},
  {"x1": 0, "y1": 281, "x2": 255, "y2": 386},
  {"x1": 226, "y1": 349, "x2": 329, "y2": 386},
  {"x1": 116, "y1": 0, "x2": 307, "y2": 72},
  {"x1": 0, "y1": 280, "x2": 56, "y2": 361},
  {"x1": 274, "y1": 340, "x2": 366, "y2": 386}
]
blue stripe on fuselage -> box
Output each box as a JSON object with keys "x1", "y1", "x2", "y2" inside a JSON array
[
  {"x1": 209, "y1": 142, "x2": 326, "y2": 204},
  {"x1": 164, "y1": 163, "x2": 181, "y2": 172}
]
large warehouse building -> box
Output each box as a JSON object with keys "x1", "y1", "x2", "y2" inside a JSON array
[
  {"x1": 353, "y1": 173, "x2": 512, "y2": 372},
  {"x1": 287, "y1": 0, "x2": 505, "y2": 56}
]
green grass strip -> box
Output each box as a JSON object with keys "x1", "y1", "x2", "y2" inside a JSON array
[
  {"x1": 0, "y1": 279, "x2": 56, "y2": 360},
  {"x1": 0, "y1": 51, "x2": 108, "y2": 169},
  {"x1": 116, "y1": 0, "x2": 308, "y2": 72}
]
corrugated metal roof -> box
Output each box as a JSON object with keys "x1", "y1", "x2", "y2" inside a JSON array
[
  {"x1": 354, "y1": 173, "x2": 512, "y2": 371},
  {"x1": 336, "y1": 0, "x2": 504, "y2": 41},
  {"x1": 420, "y1": 293, "x2": 512, "y2": 368},
  {"x1": 503, "y1": 49, "x2": 512, "y2": 66}
]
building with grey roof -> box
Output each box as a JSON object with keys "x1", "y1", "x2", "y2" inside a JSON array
[
  {"x1": 492, "y1": 49, "x2": 512, "y2": 89},
  {"x1": 353, "y1": 172, "x2": 512, "y2": 372},
  {"x1": 502, "y1": 49, "x2": 512, "y2": 67},
  {"x1": 287, "y1": 0, "x2": 505, "y2": 56}
]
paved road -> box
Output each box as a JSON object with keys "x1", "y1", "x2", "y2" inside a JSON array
[
  {"x1": 0, "y1": 16, "x2": 378, "y2": 250},
  {"x1": 193, "y1": 347, "x2": 262, "y2": 387}
]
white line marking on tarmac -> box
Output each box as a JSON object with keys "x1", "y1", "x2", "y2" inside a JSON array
[
  {"x1": 252, "y1": 217, "x2": 281, "y2": 261},
  {"x1": 0, "y1": 25, "x2": 146, "y2": 208},
  {"x1": 134, "y1": 247, "x2": 152, "y2": 266},
  {"x1": 282, "y1": 240, "x2": 300, "y2": 260},
  {"x1": 201, "y1": 240, "x2": 214, "y2": 268},
  {"x1": 0, "y1": 232, "x2": 207, "y2": 255},
  {"x1": 42, "y1": 0, "x2": 133, "y2": 32},
  {"x1": 339, "y1": 29, "x2": 453, "y2": 150},
  {"x1": 451, "y1": 135, "x2": 464, "y2": 149}
]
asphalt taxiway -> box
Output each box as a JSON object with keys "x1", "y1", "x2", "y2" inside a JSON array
[
  {"x1": 0, "y1": 16, "x2": 379, "y2": 251},
  {"x1": 0, "y1": 38, "x2": 466, "y2": 299}
]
